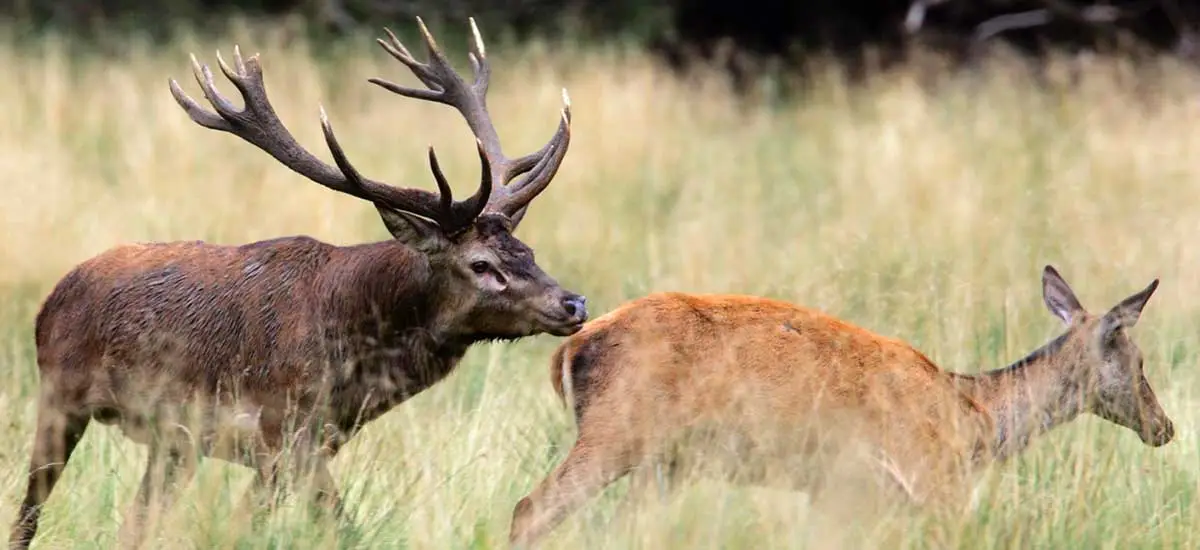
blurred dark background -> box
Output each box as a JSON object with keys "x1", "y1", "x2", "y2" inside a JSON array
[{"x1": 3, "y1": 1, "x2": 1199, "y2": 82}]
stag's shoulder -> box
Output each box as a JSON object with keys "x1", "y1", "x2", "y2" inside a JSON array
[
  {"x1": 236, "y1": 235, "x2": 333, "y2": 254},
  {"x1": 84, "y1": 239, "x2": 207, "y2": 265},
  {"x1": 70, "y1": 235, "x2": 338, "y2": 279}
]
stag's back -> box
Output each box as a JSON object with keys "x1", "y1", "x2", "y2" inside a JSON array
[
  {"x1": 551, "y1": 292, "x2": 992, "y2": 485},
  {"x1": 35, "y1": 237, "x2": 343, "y2": 409}
]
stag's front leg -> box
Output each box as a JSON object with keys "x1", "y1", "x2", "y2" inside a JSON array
[
  {"x1": 117, "y1": 439, "x2": 198, "y2": 548},
  {"x1": 234, "y1": 457, "x2": 281, "y2": 525},
  {"x1": 305, "y1": 458, "x2": 345, "y2": 518},
  {"x1": 236, "y1": 453, "x2": 344, "y2": 521},
  {"x1": 235, "y1": 422, "x2": 345, "y2": 522},
  {"x1": 232, "y1": 422, "x2": 289, "y2": 524}
]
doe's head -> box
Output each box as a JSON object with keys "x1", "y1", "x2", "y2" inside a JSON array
[{"x1": 1041, "y1": 265, "x2": 1172, "y2": 447}]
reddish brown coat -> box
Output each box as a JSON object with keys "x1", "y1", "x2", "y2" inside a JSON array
[{"x1": 510, "y1": 266, "x2": 1174, "y2": 546}]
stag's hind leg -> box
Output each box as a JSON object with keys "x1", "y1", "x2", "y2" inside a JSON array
[
  {"x1": 509, "y1": 435, "x2": 641, "y2": 548},
  {"x1": 117, "y1": 436, "x2": 199, "y2": 548},
  {"x1": 7, "y1": 402, "x2": 92, "y2": 549}
]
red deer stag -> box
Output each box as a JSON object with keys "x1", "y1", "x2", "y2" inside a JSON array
[
  {"x1": 9, "y1": 17, "x2": 587, "y2": 549},
  {"x1": 510, "y1": 266, "x2": 1174, "y2": 546}
]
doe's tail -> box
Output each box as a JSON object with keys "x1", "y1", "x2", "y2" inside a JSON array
[
  {"x1": 548, "y1": 329, "x2": 608, "y2": 424},
  {"x1": 548, "y1": 342, "x2": 572, "y2": 409}
]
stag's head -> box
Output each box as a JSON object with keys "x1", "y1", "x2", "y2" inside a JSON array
[
  {"x1": 168, "y1": 17, "x2": 588, "y2": 338},
  {"x1": 378, "y1": 199, "x2": 587, "y2": 338},
  {"x1": 1040, "y1": 265, "x2": 1173, "y2": 447}
]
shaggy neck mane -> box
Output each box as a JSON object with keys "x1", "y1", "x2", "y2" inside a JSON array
[{"x1": 315, "y1": 240, "x2": 492, "y2": 435}]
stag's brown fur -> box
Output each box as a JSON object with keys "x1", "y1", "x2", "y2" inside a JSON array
[
  {"x1": 36, "y1": 218, "x2": 549, "y2": 447},
  {"x1": 510, "y1": 266, "x2": 1174, "y2": 546},
  {"x1": 10, "y1": 17, "x2": 587, "y2": 549},
  {"x1": 13, "y1": 214, "x2": 584, "y2": 545}
]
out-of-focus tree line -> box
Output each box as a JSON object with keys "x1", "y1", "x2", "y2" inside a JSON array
[{"x1": 2, "y1": 1, "x2": 1198, "y2": 76}]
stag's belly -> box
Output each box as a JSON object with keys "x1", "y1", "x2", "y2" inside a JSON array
[
  {"x1": 88, "y1": 396, "x2": 344, "y2": 466},
  {"x1": 91, "y1": 398, "x2": 260, "y2": 452}
]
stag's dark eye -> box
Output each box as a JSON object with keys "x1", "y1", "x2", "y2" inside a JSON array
[{"x1": 470, "y1": 261, "x2": 490, "y2": 274}]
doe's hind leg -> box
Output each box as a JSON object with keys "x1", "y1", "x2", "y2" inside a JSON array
[
  {"x1": 509, "y1": 436, "x2": 641, "y2": 548},
  {"x1": 616, "y1": 454, "x2": 680, "y2": 522}
]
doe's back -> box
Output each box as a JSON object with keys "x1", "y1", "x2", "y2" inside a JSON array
[{"x1": 553, "y1": 292, "x2": 990, "y2": 476}]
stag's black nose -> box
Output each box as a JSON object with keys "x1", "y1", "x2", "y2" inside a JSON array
[{"x1": 561, "y1": 293, "x2": 588, "y2": 321}]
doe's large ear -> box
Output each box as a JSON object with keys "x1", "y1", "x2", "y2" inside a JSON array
[
  {"x1": 1042, "y1": 265, "x2": 1086, "y2": 325},
  {"x1": 1099, "y1": 278, "x2": 1160, "y2": 337},
  {"x1": 376, "y1": 204, "x2": 450, "y2": 253}
]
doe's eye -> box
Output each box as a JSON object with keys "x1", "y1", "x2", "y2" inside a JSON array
[{"x1": 470, "y1": 261, "x2": 490, "y2": 274}]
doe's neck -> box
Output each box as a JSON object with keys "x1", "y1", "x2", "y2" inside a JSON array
[{"x1": 952, "y1": 333, "x2": 1092, "y2": 462}]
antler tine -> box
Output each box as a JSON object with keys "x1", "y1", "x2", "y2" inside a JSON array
[
  {"x1": 424, "y1": 141, "x2": 493, "y2": 230},
  {"x1": 467, "y1": 17, "x2": 491, "y2": 96},
  {"x1": 318, "y1": 106, "x2": 370, "y2": 195},
  {"x1": 506, "y1": 90, "x2": 572, "y2": 184},
  {"x1": 366, "y1": 17, "x2": 575, "y2": 227},
  {"x1": 372, "y1": 28, "x2": 446, "y2": 101},
  {"x1": 169, "y1": 67, "x2": 230, "y2": 131},
  {"x1": 189, "y1": 54, "x2": 244, "y2": 122},
  {"x1": 427, "y1": 146, "x2": 455, "y2": 213},
  {"x1": 317, "y1": 105, "x2": 466, "y2": 224},
  {"x1": 415, "y1": 16, "x2": 450, "y2": 68},
  {"x1": 169, "y1": 46, "x2": 487, "y2": 234},
  {"x1": 377, "y1": 29, "x2": 419, "y2": 72},
  {"x1": 463, "y1": 140, "x2": 495, "y2": 226},
  {"x1": 214, "y1": 47, "x2": 244, "y2": 87},
  {"x1": 493, "y1": 94, "x2": 572, "y2": 218},
  {"x1": 321, "y1": 107, "x2": 488, "y2": 231}
]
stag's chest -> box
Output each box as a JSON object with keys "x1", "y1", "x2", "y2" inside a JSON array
[{"x1": 327, "y1": 340, "x2": 467, "y2": 434}]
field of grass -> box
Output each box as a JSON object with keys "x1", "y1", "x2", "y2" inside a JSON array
[{"x1": 1, "y1": 18, "x2": 1199, "y2": 549}]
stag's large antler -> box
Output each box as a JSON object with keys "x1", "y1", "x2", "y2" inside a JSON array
[
  {"x1": 168, "y1": 43, "x2": 492, "y2": 235},
  {"x1": 370, "y1": 17, "x2": 572, "y2": 226}
]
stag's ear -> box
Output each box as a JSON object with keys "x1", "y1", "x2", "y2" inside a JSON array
[
  {"x1": 1042, "y1": 265, "x2": 1086, "y2": 325},
  {"x1": 376, "y1": 205, "x2": 449, "y2": 253},
  {"x1": 1099, "y1": 278, "x2": 1159, "y2": 338}
]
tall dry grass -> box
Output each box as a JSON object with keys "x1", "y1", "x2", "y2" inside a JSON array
[{"x1": 1, "y1": 19, "x2": 1198, "y2": 549}]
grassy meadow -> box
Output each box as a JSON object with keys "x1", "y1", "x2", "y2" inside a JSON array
[{"x1": 2, "y1": 18, "x2": 1200, "y2": 549}]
